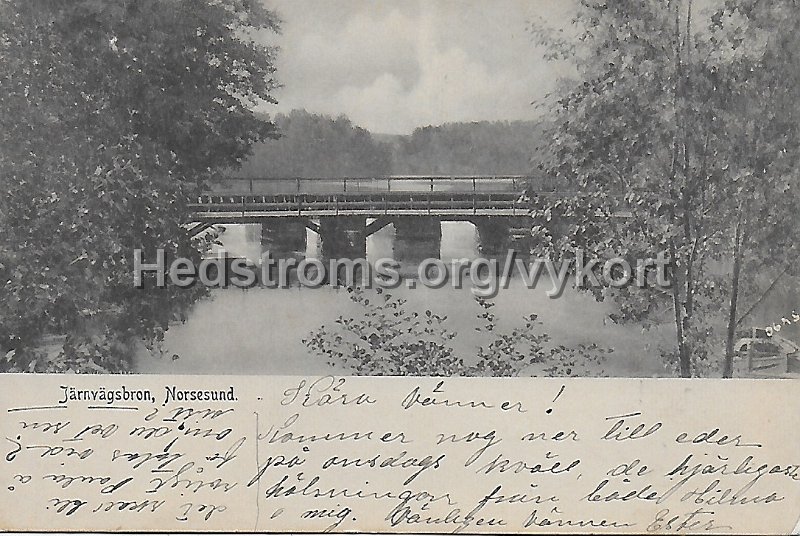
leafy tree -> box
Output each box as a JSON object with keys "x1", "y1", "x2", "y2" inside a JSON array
[
  {"x1": 0, "y1": 0, "x2": 280, "y2": 372},
  {"x1": 708, "y1": 0, "x2": 800, "y2": 377},
  {"x1": 304, "y1": 288, "x2": 609, "y2": 377},
  {"x1": 531, "y1": 0, "x2": 799, "y2": 377}
]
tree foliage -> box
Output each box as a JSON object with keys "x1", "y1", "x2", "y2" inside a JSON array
[
  {"x1": 236, "y1": 109, "x2": 392, "y2": 178},
  {"x1": 532, "y1": 0, "x2": 800, "y2": 377},
  {"x1": 389, "y1": 121, "x2": 545, "y2": 175},
  {"x1": 304, "y1": 287, "x2": 610, "y2": 377},
  {"x1": 236, "y1": 113, "x2": 545, "y2": 178},
  {"x1": 0, "y1": 0, "x2": 280, "y2": 372}
]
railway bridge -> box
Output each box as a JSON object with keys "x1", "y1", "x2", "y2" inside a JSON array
[{"x1": 188, "y1": 175, "x2": 562, "y2": 257}]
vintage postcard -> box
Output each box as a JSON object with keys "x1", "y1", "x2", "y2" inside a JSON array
[{"x1": 1, "y1": 0, "x2": 798, "y2": 533}]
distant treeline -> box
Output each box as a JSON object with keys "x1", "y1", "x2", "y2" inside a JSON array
[
  {"x1": 385, "y1": 120, "x2": 544, "y2": 175},
  {"x1": 234, "y1": 109, "x2": 543, "y2": 178}
]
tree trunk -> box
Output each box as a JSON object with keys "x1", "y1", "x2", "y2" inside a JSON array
[
  {"x1": 670, "y1": 243, "x2": 692, "y2": 377},
  {"x1": 723, "y1": 220, "x2": 744, "y2": 378}
]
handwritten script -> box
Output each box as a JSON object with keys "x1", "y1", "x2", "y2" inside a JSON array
[{"x1": 1, "y1": 374, "x2": 798, "y2": 533}]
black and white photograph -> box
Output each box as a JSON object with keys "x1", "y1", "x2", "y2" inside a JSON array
[
  {"x1": 2, "y1": 0, "x2": 798, "y2": 379},
  {"x1": 2, "y1": 2, "x2": 800, "y2": 534}
]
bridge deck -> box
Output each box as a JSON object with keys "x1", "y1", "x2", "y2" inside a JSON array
[
  {"x1": 191, "y1": 192, "x2": 527, "y2": 219},
  {"x1": 187, "y1": 176, "x2": 647, "y2": 224},
  {"x1": 192, "y1": 175, "x2": 547, "y2": 220}
]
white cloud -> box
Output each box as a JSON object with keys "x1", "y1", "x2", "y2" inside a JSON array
[{"x1": 262, "y1": 0, "x2": 576, "y2": 133}]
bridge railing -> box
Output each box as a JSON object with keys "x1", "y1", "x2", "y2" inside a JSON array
[
  {"x1": 208, "y1": 175, "x2": 545, "y2": 195},
  {"x1": 191, "y1": 191, "x2": 526, "y2": 218}
]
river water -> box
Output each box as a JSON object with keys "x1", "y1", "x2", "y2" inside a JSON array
[{"x1": 135, "y1": 222, "x2": 676, "y2": 376}]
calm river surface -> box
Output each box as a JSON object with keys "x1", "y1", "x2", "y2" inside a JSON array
[{"x1": 135, "y1": 222, "x2": 673, "y2": 376}]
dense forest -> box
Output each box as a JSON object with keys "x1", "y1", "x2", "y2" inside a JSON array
[{"x1": 235, "y1": 109, "x2": 543, "y2": 178}]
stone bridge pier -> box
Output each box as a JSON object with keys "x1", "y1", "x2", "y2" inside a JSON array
[
  {"x1": 318, "y1": 216, "x2": 367, "y2": 260},
  {"x1": 393, "y1": 217, "x2": 442, "y2": 274},
  {"x1": 317, "y1": 217, "x2": 367, "y2": 286},
  {"x1": 260, "y1": 218, "x2": 307, "y2": 259},
  {"x1": 472, "y1": 216, "x2": 531, "y2": 256}
]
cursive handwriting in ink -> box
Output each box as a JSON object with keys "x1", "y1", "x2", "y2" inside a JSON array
[
  {"x1": 647, "y1": 508, "x2": 733, "y2": 532},
  {"x1": 281, "y1": 377, "x2": 377, "y2": 408},
  {"x1": 602, "y1": 412, "x2": 662, "y2": 441}
]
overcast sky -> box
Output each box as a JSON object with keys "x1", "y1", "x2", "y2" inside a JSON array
[{"x1": 258, "y1": 0, "x2": 576, "y2": 134}]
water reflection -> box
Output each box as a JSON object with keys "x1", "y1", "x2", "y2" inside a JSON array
[{"x1": 136, "y1": 221, "x2": 674, "y2": 377}]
